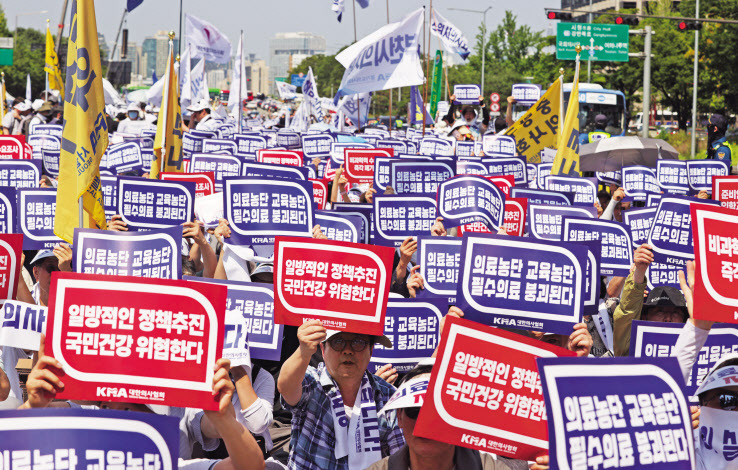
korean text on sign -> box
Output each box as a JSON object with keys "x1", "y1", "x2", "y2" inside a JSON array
[{"x1": 117, "y1": 177, "x2": 195, "y2": 231}]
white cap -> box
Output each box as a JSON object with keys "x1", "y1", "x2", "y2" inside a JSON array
[
  {"x1": 696, "y1": 353, "x2": 738, "y2": 395},
  {"x1": 32, "y1": 99, "x2": 44, "y2": 112},
  {"x1": 14, "y1": 102, "x2": 31, "y2": 112},
  {"x1": 324, "y1": 329, "x2": 393, "y2": 349},
  {"x1": 30, "y1": 249, "x2": 56, "y2": 266},
  {"x1": 186, "y1": 99, "x2": 211, "y2": 113},
  {"x1": 127, "y1": 103, "x2": 141, "y2": 112},
  {"x1": 378, "y1": 375, "x2": 430, "y2": 416}
]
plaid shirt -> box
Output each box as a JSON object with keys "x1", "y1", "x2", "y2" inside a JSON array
[{"x1": 281, "y1": 363, "x2": 405, "y2": 470}]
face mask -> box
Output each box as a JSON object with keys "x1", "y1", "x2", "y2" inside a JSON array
[
  {"x1": 698, "y1": 406, "x2": 738, "y2": 468},
  {"x1": 128, "y1": 112, "x2": 139, "y2": 120}
]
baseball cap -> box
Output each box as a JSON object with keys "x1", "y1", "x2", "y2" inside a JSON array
[
  {"x1": 14, "y1": 102, "x2": 31, "y2": 112},
  {"x1": 32, "y1": 99, "x2": 44, "y2": 112},
  {"x1": 643, "y1": 286, "x2": 687, "y2": 309},
  {"x1": 324, "y1": 329, "x2": 393, "y2": 348},
  {"x1": 186, "y1": 99, "x2": 211, "y2": 113},
  {"x1": 595, "y1": 114, "x2": 608, "y2": 125},
  {"x1": 696, "y1": 355, "x2": 738, "y2": 396},
  {"x1": 379, "y1": 375, "x2": 430, "y2": 416},
  {"x1": 710, "y1": 114, "x2": 728, "y2": 131},
  {"x1": 30, "y1": 249, "x2": 56, "y2": 266}
]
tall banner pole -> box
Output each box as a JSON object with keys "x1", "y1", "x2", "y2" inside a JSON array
[
  {"x1": 353, "y1": 0, "x2": 361, "y2": 130},
  {"x1": 422, "y1": 4, "x2": 429, "y2": 136},
  {"x1": 386, "y1": 0, "x2": 392, "y2": 132}
]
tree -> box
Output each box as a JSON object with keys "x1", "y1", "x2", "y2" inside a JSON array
[{"x1": 0, "y1": 5, "x2": 47, "y2": 100}]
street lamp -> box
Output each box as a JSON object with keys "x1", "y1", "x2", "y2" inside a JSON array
[{"x1": 449, "y1": 6, "x2": 492, "y2": 97}]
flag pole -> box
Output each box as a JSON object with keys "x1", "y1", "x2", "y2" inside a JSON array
[
  {"x1": 45, "y1": 19, "x2": 50, "y2": 100},
  {"x1": 238, "y1": 30, "x2": 244, "y2": 134},
  {"x1": 1, "y1": 73, "x2": 5, "y2": 132},
  {"x1": 558, "y1": 67, "x2": 564, "y2": 149},
  {"x1": 422, "y1": 5, "x2": 428, "y2": 136},
  {"x1": 386, "y1": 0, "x2": 392, "y2": 133},
  {"x1": 352, "y1": 0, "x2": 361, "y2": 130}
]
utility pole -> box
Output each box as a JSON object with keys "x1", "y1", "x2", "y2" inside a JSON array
[
  {"x1": 690, "y1": 0, "x2": 699, "y2": 157},
  {"x1": 641, "y1": 25, "x2": 652, "y2": 139}
]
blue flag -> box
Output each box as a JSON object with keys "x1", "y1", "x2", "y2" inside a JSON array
[
  {"x1": 152, "y1": 70, "x2": 157, "y2": 83},
  {"x1": 127, "y1": 0, "x2": 145, "y2": 12},
  {"x1": 409, "y1": 86, "x2": 433, "y2": 126}
]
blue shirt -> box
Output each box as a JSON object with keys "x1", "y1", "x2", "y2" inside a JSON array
[
  {"x1": 281, "y1": 363, "x2": 405, "y2": 470},
  {"x1": 712, "y1": 136, "x2": 732, "y2": 164}
]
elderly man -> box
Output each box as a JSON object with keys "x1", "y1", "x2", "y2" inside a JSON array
[
  {"x1": 277, "y1": 321, "x2": 404, "y2": 469},
  {"x1": 186, "y1": 99, "x2": 219, "y2": 132}
]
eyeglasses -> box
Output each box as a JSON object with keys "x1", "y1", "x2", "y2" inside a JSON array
[
  {"x1": 327, "y1": 337, "x2": 370, "y2": 353},
  {"x1": 403, "y1": 407, "x2": 420, "y2": 420}
]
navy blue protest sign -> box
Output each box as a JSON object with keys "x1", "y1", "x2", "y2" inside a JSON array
[
  {"x1": 18, "y1": 189, "x2": 62, "y2": 249},
  {"x1": 377, "y1": 139, "x2": 408, "y2": 155},
  {"x1": 103, "y1": 142, "x2": 143, "y2": 175},
  {"x1": 373, "y1": 156, "x2": 394, "y2": 193},
  {"x1": 456, "y1": 141, "x2": 482, "y2": 158},
  {"x1": 332, "y1": 203, "x2": 373, "y2": 244},
  {"x1": 452, "y1": 84, "x2": 482, "y2": 105},
  {"x1": 482, "y1": 134, "x2": 516, "y2": 157},
  {"x1": 647, "y1": 196, "x2": 719, "y2": 261},
  {"x1": 142, "y1": 148, "x2": 154, "y2": 173},
  {"x1": 647, "y1": 193, "x2": 662, "y2": 207},
  {"x1": 657, "y1": 160, "x2": 689, "y2": 195},
  {"x1": 537, "y1": 356, "x2": 695, "y2": 470},
  {"x1": 276, "y1": 130, "x2": 301, "y2": 149},
  {"x1": 302, "y1": 134, "x2": 334, "y2": 158},
  {"x1": 74, "y1": 227, "x2": 182, "y2": 279},
  {"x1": 101, "y1": 175, "x2": 118, "y2": 222},
  {"x1": 536, "y1": 162, "x2": 553, "y2": 189},
  {"x1": 511, "y1": 83, "x2": 542, "y2": 106},
  {"x1": 417, "y1": 236, "x2": 461, "y2": 305},
  {"x1": 234, "y1": 134, "x2": 267, "y2": 159},
  {"x1": 373, "y1": 195, "x2": 437, "y2": 247},
  {"x1": 511, "y1": 187, "x2": 573, "y2": 206},
  {"x1": 28, "y1": 134, "x2": 60, "y2": 159},
  {"x1": 483, "y1": 157, "x2": 527, "y2": 185},
  {"x1": 330, "y1": 142, "x2": 372, "y2": 168},
  {"x1": 0, "y1": 408, "x2": 179, "y2": 468},
  {"x1": 30, "y1": 123, "x2": 63, "y2": 137},
  {"x1": 390, "y1": 160, "x2": 455, "y2": 196},
  {"x1": 182, "y1": 130, "x2": 209, "y2": 156},
  {"x1": 117, "y1": 177, "x2": 195, "y2": 231},
  {"x1": 596, "y1": 170, "x2": 621, "y2": 185},
  {"x1": 41, "y1": 149, "x2": 60, "y2": 177},
  {"x1": 647, "y1": 257, "x2": 687, "y2": 291},
  {"x1": 457, "y1": 234, "x2": 587, "y2": 334},
  {"x1": 369, "y1": 298, "x2": 445, "y2": 373},
  {"x1": 315, "y1": 211, "x2": 362, "y2": 244},
  {"x1": 202, "y1": 138, "x2": 237, "y2": 155},
  {"x1": 242, "y1": 161, "x2": 309, "y2": 181},
  {"x1": 528, "y1": 204, "x2": 597, "y2": 241},
  {"x1": 0, "y1": 187, "x2": 16, "y2": 233},
  {"x1": 622, "y1": 165, "x2": 659, "y2": 201},
  {"x1": 563, "y1": 217, "x2": 634, "y2": 276},
  {"x1": 455, "y1": 159, "x2": 487, "y2": 176},
  {"x1": 0, "y1": 159, "x2": 41, "y2": 188},
  {"x1": 569, "y1": 240, "x2": 602, "y2": 316},
  {"x1": 623, "y1": 207, "x2": 657, "y2": 249},
  {"x1": 687, "y1": 159, "x2": 729, "y2": 192},
  {"x1": 546, "y1": 176, "x2": 598, "y2": 206},
  {"x1": 224, "y1": 177, "x2": 314, "y2": 248},
  {"x1": 437, "y1": 175, "x2": 506, "y2": 230},
  {"x1": 419, "y1": 137, "x2": 455, "y2": 156},
  {"x1": 190, "y1": 153, "x2": 243, "y2": 192}
]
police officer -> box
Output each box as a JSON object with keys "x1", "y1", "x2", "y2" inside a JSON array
[
  {"x1": 707, "y1": 113, "x2": 732, "y2": 166},
  {"x1": 580, "y1": 114, "x2": 611, "y2": 145}
]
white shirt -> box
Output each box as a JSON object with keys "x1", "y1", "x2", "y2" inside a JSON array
[
  {"x1": 233, "y1": 366, "x2": 275, "y2": 450},
  {"x1": 0, "y1": 346, "x2": 31, "y2": 405},
  {"x1": 195, "y1": 115, "x2": 219, "y2": 132}
]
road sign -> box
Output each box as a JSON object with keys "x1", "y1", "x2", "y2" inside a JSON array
[
  {"x1": 490, "y1": 103, "x2": 501, "y2": 113},
  {"x1": 490, "y1": 93, "x2": 500, "y2": 103},
  {"x1": 0, "y1": 38, "x2": 12, "y2": 66},
  {"x1": 556, "y1": 23, "x2": 630, "y2": 62}
]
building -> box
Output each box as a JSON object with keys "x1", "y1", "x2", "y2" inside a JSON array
[
  {"x1": 249, "y1": 59, "x2": 270, "y2": 96},
  {"x1": 268, "y1": 32, "x2": 326, "y2": 95},
  {"x1": 560, "y1": 0, "x2": 678, "y2": 21},
  {"x1": 141, "y1": 31, "x2": 180, "y2": 79},
  {"x1": 207, "y1": 69, "x2": 226, "y2": 89}
]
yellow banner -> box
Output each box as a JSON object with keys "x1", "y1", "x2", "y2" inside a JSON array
[
  {"x1": 151, "y1": 42, "x2": 184, "y2": 179},
  {"x1": 503, "y1": 79, "x2": 561, "y2": 164},
  {"x1": 552, "y1": 58, "x2": 581, "y2": 176},
  {"x1": 45, "y1": 26, "x2": 65, "y2": 100},
  {"x1": 54, "y1": 0, "x2": 108, "y2": 243}
]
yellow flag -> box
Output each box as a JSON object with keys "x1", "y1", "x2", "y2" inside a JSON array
[
  {"x1": 151, "y1": 40, "x2": 184, "y2": 179},
  {"x1": 551, "y1": 55, "x2": 581, "y2": 176},
  {"x1": 503, "y1": 79, "x2": 561, "y2": 164},
  {"x1": 0, "y1": 77, "x2": 6, "y2": 119},
  {"x1": 45, "y1": 25, "x2": 65, "y2": 100},
  {"x1": 54, "y1": 0, "x2": 108, "y2": 243}
]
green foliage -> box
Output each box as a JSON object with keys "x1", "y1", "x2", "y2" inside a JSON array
[{"x1": 0, "y1": 27, "x2": 46, "y2": 99}]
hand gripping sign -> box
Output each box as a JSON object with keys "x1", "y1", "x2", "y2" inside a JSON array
[
  {"x1": 623, "y1": 207, "x2": 657, "y2": 249},
  {"x1": 417, "y1": 236, "x2": 462, "y2": 305},
  {"x1": 452, "y1": 84, "x2": 482, "y2": 105},
  {"x1": 0, "y1": 234, "x2": 23, "y2": 302},
  {"x1": 622, "y1": 166, "x2": 660, "y2": 201},
  {"x1": 256, "y1": 149, "x2": 303, "y2": 167},
  {"x1": 563, "y1": 217, "x2": 634, "y2": 277},
  {"x1": 537, "y1": 356, "x2": 695, "y2": 470},
  {"x1": 160, "y1": 172, "x2": 215, "y2": 198},
  {"x1": 456, "y1": 235, "x2": 587, "y2": 334},
  {"x1": 373, "y1": 195, "x2": 438, "y2": 247},
  {"x1": 273, "y1": 236, "x2": 394, "y2": 335},
  {"x1": 437, "y1": 175, "x2": 506, "y2": 231},
  {"x1": 45, "y1": 272, "x2": 226, "y2": 409},
  {"x1": 0, "y1": 408, "x2": 179, "y2": 470},
  {"x1": 116, "y1": 177, "x2": 196, "y2": 231},
  {"x1": 344, "y1": 148, "x2": 394, "y2": 185},
  {"x1": 413, "y1": 316, "x2": 575, "y2": 461}
]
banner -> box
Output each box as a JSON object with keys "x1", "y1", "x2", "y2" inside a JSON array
[
  {"x1": 0, "y1": 300, "x2": 47, "y2": 350},
  {"x1": 537, "y1": 356, "x2": 695, "y2": 470},
  {"x1": 451, "y1": 84, "x2": 480, "y2": 106},
  {"x1": 202, "y1": 139, "x2": 237, "y2": 155},
  {"x1": 117, "y1": 177, "x2": 195, "y2": 231},
  {"x1": 103, "y1": 142, "x2": 143, "y2": 175},
  {"x1": 483, "y1": 157, "x2": 527, "y2": 185},
  {"x1": 373, "y1": 195, "x2": 437, "y2": 247},
  {"x1": 713, "y1": 175, "x2": 738, "y2": 210},
  {"x1": 414, "y1": 316, "x2": 575, "y2": 461},
  {"x1": 511, "y1": 187, "x2": 572, "y2": 206},
  {"x1": 502, "y1": 198, "x2": 528, "y2": 237},
  {"x1": 377, "y1": 139, "x2": 408, "y2": 155},
  {"x1": 276, "y1": 80, "x2": 298, "y2": 100},
  {"x1": 417, "y1": 236, "x2": 461, "y2": 305},
  {"x1": 302, "y1": 134, "x2": 334, "y2": 159},
  {"x1": 430, "y1": 9, "x2": 471, "y2": 60},
  {"x1": 315, "y1": 211, "x2": 362, "y2": 243},
  {"x1": 527, "y1": 204, "x2": 597, "y2": 241},
  {"x1": 563, "y1": 218, "x2": 634, "y2": 276},
  {"x1": 185, "y1": 14, "x2": 232, "y2": 63},
  {"x1": 687, "y1": 159, "x2": 729, "y2": 192},
  {"x1": 648, "y1": 196, "x2": 718, "y2": 264},
  {"x1": 0, "y1": 234, "x2": 22, "y2": 302},
  {"x1": 390, "y1": 160, "x2": 455, "y2": 195},
  {"x1": 332, "y1": 203, "x2": 372, "y2": 244},
  {"x1": 622, "y1": 166, "x2": 659, "y2": 201},
  {"x1": 45, "y1": 272, "x2": 226, "y2": 409},
  {"x1": 190, "y1": 153, "x2": 243, "y2": 192},
  {"x1": 456, "y1": 235, "x2": 587, "y2": 334},
  {"x1": 623, "y1": 207, "x2": 657, "y2": 249},
  {"x1": 273, "y1": 236, "x2": 394, "y2": 335},
  {"x1": 429, "y1": 51, "x2": 444, "y2": 117},
  {"x1": 29, "y1": 134, "x2": 61, "y2": 159},
  {"x1": 45, "y1": 23, "x2": 65, "y2": 99},
  {"x1": 19, "y1": 189, "x2": 63, "y2": 249},
  {"x1": 224, "y1": 177, "x2": 314, "y2": 248},
  {"x1": 151, "y1": 39, "x2": 184, "y2": 178},
  {"x1": 73, "y1": 227, "x2": 182, "y2": 279},
  {"x1": 437, "y1": 175, "x2": 506, "y2": 231},
  {"x1": 482, "y1": 135, "x2": 516, "y2": 157},
  {"x1": 503, "y1": 79, "x2": 561, "y2": 164},
  {"x1": 0, "y1": 187, "x2": 16, "y2": 233},
  {"x1": 160, "y1": 171, "x2": 215, "y2": 199},
  {"x1": 337, "y1": 92, "x2": 372, "y2": 127},
  {"x1": 546, "y1": 176, "x2": 598, "y2": 205},
  {"x1": 256, "y1": 149, "x2": 303, "y2": 167},
  {"x1": 242, "y1": 161, "x2": 309, "y2": 181},
  {"x1": 369, "y1": 298, "x2": 444, "y2": 373},
  {"x1": 456, "y1": 141, "x2": 482, "y2": 158},
  {"x1": 0, "y1": 135, "x2": 26, "y2": 159},
  {"x1": 657, "y1": 160, "x2": 689, "y2": 194},
  {"x1": 344, "y1": 148, "x2": 393, "y2": 185},
  {"x1": 302, "y1": 67, "x2": 325, "y2": 123}
]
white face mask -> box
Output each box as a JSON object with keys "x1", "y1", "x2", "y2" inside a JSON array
[{"x1": 698, "y1": 406, "x2": 738, "y2": 469}]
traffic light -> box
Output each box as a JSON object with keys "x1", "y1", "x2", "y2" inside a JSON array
[
  {"x1": 547, "y1": 11, "x2": 573, "y2": 21},
  {"x1": 678, "y1": 21, "x2": 702, "y2": 31},
  {"x1": 615, "y1": 16, "x2": 639, "y2": 26}
]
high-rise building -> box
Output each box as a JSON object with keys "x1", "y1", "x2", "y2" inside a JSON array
[
  {"x1": 250, "y1": 59, "x2": 270, "y2": 96},
  {"x1": 268, "y1": 32, "x2": 326, "y2": 95},
  {"x1": 141, "y1": 31, "x2": 180, "y2": 79}
]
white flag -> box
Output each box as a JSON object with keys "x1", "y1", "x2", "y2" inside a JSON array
[
  {"x1": 276, "y1": 81, "x2": 297, "y2": 100},
  {"x1": 431, "y1": 9, "x2": 471, "y2": 60},
  {"x1": 185, "y1": 14, "x2": 232, "y2": 64},
  {"x1": 338, "y1": 92, "x2": 371, "y2": 126},
  {"x1": 180, "y1": 44, "x2": 192, "y2": 106},
  {"x1": 191, "y1": 58, "x2": 210, "y2": 102},
  {"x1": 332, "y1": 0, "x2": 345, "y2": 21},
  {"x1": 303, "y1": 67, "x2": 324, "y2": 122},
  {"x1": 147, "y1": 74, "x2": 165, "y2": 106},
  {"x1": 337, "y1": 8, "x2": 424, "y2": 95},
  {"x1": 289, "y1": 101, "x2": 310, "y2": 132},
  {"x1": 227, "y1": 33, "x2": 247, "y2": 114},
  {"x1": 26, "y1": 74, "x2": 31, "y2": 101}
]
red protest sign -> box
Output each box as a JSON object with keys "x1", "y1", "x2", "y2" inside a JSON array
[
  {"x1": 414, "y1": 316, "x2": 574, "y2": 461},
  {"x1": 160, "y1": 172, "x2": 215, "y2": 198},
  {"x1": 692, "y1": 204, "x2": 738, "y2": 324},
  {"x1": 309, "y1": 179, "x2": 328, "y2": 210},
  {"x1": 713, "y1": 176, "x2": 738, "y2": 211},
  {"x1": 256, "y1": 149, "x2": 303, "y2": 167},
  {"x1": 344, "y1": 148, "x2": 394, "y2": 185},
  {"x1": 458, "y1": 198, "x2": 527, "y2": 237},
  {"x1": 0, "y1": 234, "x2": 24, "y2": 301},
  {"x1": 23, "y1": 142, "x2": 33, "y2": 160},
  {"x1": 273, "y1": 236, "x2": 394, "y2": 335},
  {"x1": 0, "y1": 136, "x2": 26, "y2": 159},
  {"x1": 45, "y1": 272, "x2": 227, "y2": 409},
  {"x1": 483, "y1": 174, "x2": 515, "y2": 197}
]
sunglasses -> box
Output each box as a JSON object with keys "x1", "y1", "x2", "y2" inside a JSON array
[
  {"x1": 327, "y1": 337, "x2": 370, "y2": 353},
  {"x1": 404, "y1": 407, "x2": 420, "y2": 420},
  {"x1": 703, "y1": 390, "x2": 738, "y2": 411}
]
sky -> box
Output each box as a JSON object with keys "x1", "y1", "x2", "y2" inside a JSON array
[{"x1": 4, "y1": 0, "x2": 557, "y2": 61}]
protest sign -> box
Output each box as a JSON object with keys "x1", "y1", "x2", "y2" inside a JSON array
[
  {"x1": 622, "y1": 166, "x2": 659, "y2": 201},
  {"x1": 713, "y1": 175, "x2": 738, "y2": 210},
  {"x1": 452, "y1": 84, "x2": 481, "y2": 105},
  {"x1": 419, "y1": 137, "x2": 455, "y2": 156},
  {"x1": 0, "y1": 300, "x2": 46, "y2": 350},
  {"x1": 546, "y1": 176, "x2": 598, "y2": 206},
  {"x1": 537, "y1": 356, "x2": 695, "y2": 470},
  {"x1": 332, "y1": 203, "x2": 373, "y2": 244},
  {"x1": 596, "y1": 170, "x2": 621, "y2": 185},
  {"x1": 503, "y1": 83, "x2": 559, "y2": 164},
  {"x1": 390, "y1": 160, "x2": 455, "y2": 195},
  {"x1": 190, "y1": 153, "x2": 243, "y2": 192},
  {"x1": 0, "y1": 159, "x2": 41, "y2": 188},
  {"x1": 0, "y1": 135, "x2": 26, "y2": 159},
  {"x1": 242, "y1": 161, "x2": 309, "y2": 180},
  {"x1": 194, "y1": 193, "x2": 223, "y2": 229},
  {"x1": 41, "y1": 149, "x2": 60, "y2": 177},
  {"x1": 344, "y1": 148, "x2": 393, "y2": 185},
  {"x1": 647, "y1": 193, "x2": 663, "y2": 208},
  {"x1": 687, "y1": 159, "x2": 729, "y2": 192},
  {"x1": 456, "y1": 235, "x2": 587, "y2": 334},
  {"x1": 256, "y1": 149, "x2": 303, "y2": 167},
  {"x1": 503, "y1": 198, "x2": 528, "y2": 237},
  {"x1": 563, "y1": 218, "x2": 634, "y2": 276},
  {"x1": 28, "y1": 134, "x2": 60, "y2": 159},
  {"x1": 101, "y1": 175, "x2": 118, "y2": 222},
  {"x1": 273, "y1": 236, "x2": 394, "y2": 335},
  {"x1": 0, "y1": 234, "x2": 22, "y2": 302},
  {"x1": 117, "y1": 177, "x2": 195, "y2": 231},
  {"x1": 536, "y1": 163, "x2": 554, "y2": 189},
  {"x1": 369, "y1": 298, "x2": 445, "y2": 373},
  {"x1": 302, "y1": 134, "x2": 334, "y2": 158},
  {"x1": 224, "y1": 177, "x2": 314, "y2": 248},
  {"x1": 0, "y1": 187, "x2": 16, "y2": 233},
  {"x1": 482, "y1": 135, "x2": 516, "y2": 157},
  {"x1": 377, "y1": 139, "x2": 408, "y2": 155},
  {"x1": 234, "y1": 134, "x2": 267, "y2": 159},
  {"x1": 456, "y1": 159, "x2": 488, "y2": 176},
  {"x1": 511, "y1": 187, "x2": 573, "y2": 206},
  {"x1": 623, "y1": 207, "x2": 657, "y2": 248},
  {"x1": 512, "y1": 84, "x2": 542, "y2": 106},
  {"x1": 275, "y1": 131, "x2": 301, "y2": 149},
  {"x1": 456, "y1": 141, "x2": 482, "y2": 157},
  {"x1": 569, "y1": 240, "x2": 602, "y2": 316},
  {"x1": 182, "y1": 131, "x2": 210, "y2": 156},
  {"x1": 330, "y1": 142, "x2": 373, "y2": 168},
  {"x1": 648, "y1": 196, "x2": 718, "y2": 261},
  {"x1": 309, "y1": 179, "x2": 329, "y2": 210},
  {"x1": 104, "y1": 142, "x2": 143, "y2": 175},
  {"x1": 373, "y1": 195, "x2": 437, "y2": 247},
  {"x1": 526, "y1": 164, "x2": 539, "y2": 189},
  {"x1": 0, "y1": 408, "x2": 179, "y2": 470},
  {"x1": 657, "y1": 160, "x2": 689, "y2": 194},
  {"x1": 18, "y1": 188, "x2": 63, "y2": 249},
  {"x1": 417, "y1": 236, "x2": 461, "y2": 305},
  {"x1": 202, "y1": 138, "x2": 237, "y2": 155},
  {"x1": 437, "y1": 175, "x2": 506, "y2": 231},
  {"x1": 315, "y1": 211, "x2": 362, "y2": 243},
  {"x1": 414, "y1": 316, "x2": 575, "y2": 460},
  {"x1": 486, "y1": 174, "x2": 515, "y2": 196},
  {"x1": 45, "y1": 272, "x2": 226, "y2": 409},
  {"x1": 646, "y1": 258, "x2": 686, "y2": 291},
  {"x1": 528, "y1": 204, "x2": 597, "y2": 241},
  {"x1": 160, "y1": 172, "x2": 215, "y2": 198},
  {"x1": 30, "y1": 123, "x2": 63, "y2": 137},
  {"x1": 483, "y1": 157, "x2": 527, "y2": 185},
  {"x1": 142, "y1": 149, "x2": 155, "y2": 173},
  {"x1": 73, "y1": 227, "x2": 182, "y2": 279}
]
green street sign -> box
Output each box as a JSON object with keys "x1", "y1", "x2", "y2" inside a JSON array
[
  {"x1": 0, "y1": 49, "x2": 12, "y2": 66},
  {"x1": 275, "y1": 77, "x2": 287, "y2": 82},
  {"x1": 556, "y1": 22, "x2": 630, "y2": 62}
]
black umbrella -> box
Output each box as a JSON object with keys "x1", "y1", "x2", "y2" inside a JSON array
[{"x1": 579, "y1": 136, "x2": 680, "y2": 172}]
